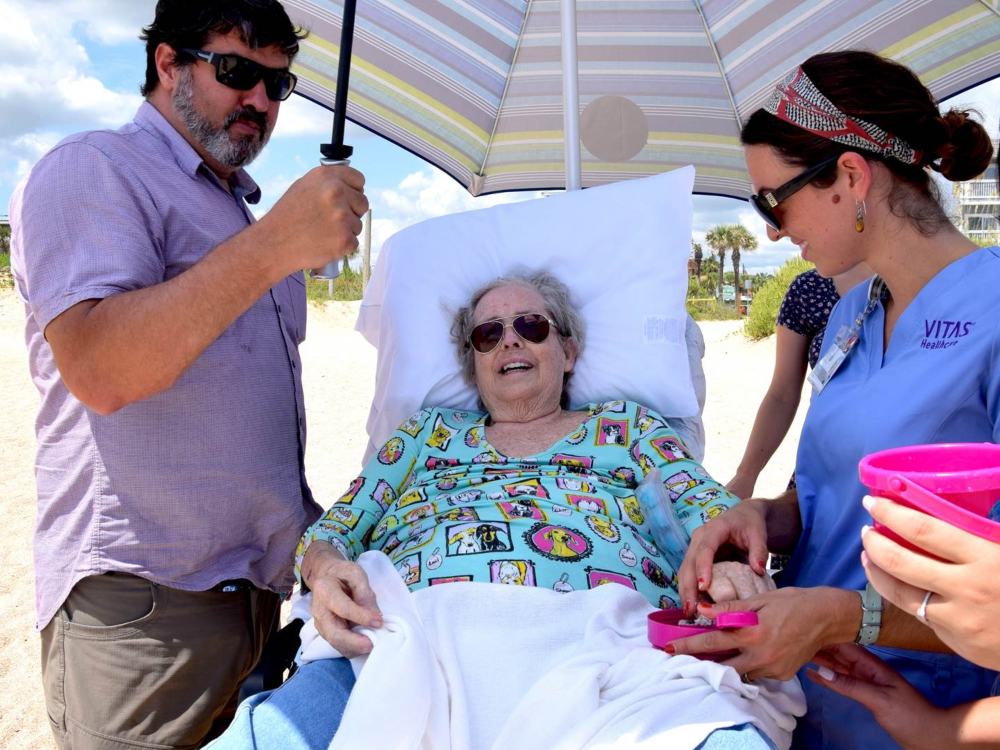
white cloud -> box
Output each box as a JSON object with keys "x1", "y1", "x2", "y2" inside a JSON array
[
  {"x1": 691, "y1": 197, "x2": 798, "y2": 274},
  {"x1": 72, "y1": 0, "x2": 157, "y2": 45},
  {"x1": 272, "y1": 95, "x2": 374, "y2": 146},
  {"x1": 0, "y1": 1, "x2": 144, "y2": 144},
  {"x1": 731, "y1": 207, "x2": 798, "y2": 272},
  {"x1": 942, "y1": 78, "x2": 1000, "y2": 136},
  {"x1": 0, "y1": 131, "x2": 61, "y2": 192},
  {"x1": 366, "y1": 169, "x2": 530, "y2": 256},
  {"x1": 249, "y1": 167, "x2": 531, "y2": 264},
  {"x1": 272, "y1": 95, "x2": 335, "y2": 139}
]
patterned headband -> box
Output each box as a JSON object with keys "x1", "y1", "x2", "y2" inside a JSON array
[{"x1": 763, "y1": 67, "x2": 921, "y2": 166}]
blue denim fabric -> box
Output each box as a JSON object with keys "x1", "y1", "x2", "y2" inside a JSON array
[
  {"x1": 205, "y1": 659, "x2": 355, "y2": 750},
  {"x1": 696, "y1": 723, "x2": 775, "y2": 750}
]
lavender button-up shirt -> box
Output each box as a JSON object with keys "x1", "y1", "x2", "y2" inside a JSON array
[{"x1": 11, "y1": 103, "x2": 322, "y2": 629}]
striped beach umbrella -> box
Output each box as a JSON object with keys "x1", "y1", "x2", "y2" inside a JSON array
[{"x1": 283, "y1": 0, "x2": 1000, "y2": 199}]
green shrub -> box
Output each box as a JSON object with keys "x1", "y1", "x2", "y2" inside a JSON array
[
  {"x1": 743, "y1": 257, "x2": 813, "y2": 339},
  {"x1": 687, "y1": 297, "x2": 740, "y2": 321},
  {"x1": 306, "y1": 264, "x2": 364, "y2": 303},
  {"x1": 0, "y1": 251, "x2": 12, "y2": 290}
]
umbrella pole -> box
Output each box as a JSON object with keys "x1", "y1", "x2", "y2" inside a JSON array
[
  {"x1": 362, "y1": 208, "x2": 372, "y2": 290},
  {"x1": 561, "y1": 0, "x2": 581, "y2": 191},
  {"x1": 315, "y1": 0, "x2": 358, "y2": 280}
]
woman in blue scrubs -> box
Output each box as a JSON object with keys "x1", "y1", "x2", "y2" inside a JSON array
[{"x1": 673, "y1": 50, "x2": 998, "y2": 748}]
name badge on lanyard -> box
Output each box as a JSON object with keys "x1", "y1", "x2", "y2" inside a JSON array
[{"x1": 807, "y1": 277, "x2": 885, "y2": 395}]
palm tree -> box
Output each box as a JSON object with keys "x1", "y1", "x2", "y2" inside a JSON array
[
  {"x1": 706, "y1": 225, "x2": 757, "y2": 307},
  {"x1": 691, "y1": 241, "x2": 703, "y2": 281},
  {"x1": 704, "y1": 227, "x2": 729, "y2": 300},
  {"x1": 725, "y1": 225, "x2": 758, "y2": 309}
]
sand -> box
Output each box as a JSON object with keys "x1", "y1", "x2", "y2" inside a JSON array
[{"x1": 0, "y1": 291, "x2": 806, "y2": 749}]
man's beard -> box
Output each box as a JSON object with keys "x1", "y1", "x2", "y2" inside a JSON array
[{"x1": 172, "y1": 67, "x2": 270, "y2": 170}]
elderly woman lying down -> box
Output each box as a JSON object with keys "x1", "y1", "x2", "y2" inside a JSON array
[{"x1": 208, "y1": 271, "x2": 804, "y2": 750}]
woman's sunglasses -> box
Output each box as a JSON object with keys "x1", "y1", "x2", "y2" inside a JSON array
[
  {"x1": 468, "y1": 313, "x2": 560, "y2": 354},
  {"x1": 180, "y1": 48, "x2": 298, "y2": 102},
  {"x1": 749, "y1": 156, "x2": 839, "y2": 231}
]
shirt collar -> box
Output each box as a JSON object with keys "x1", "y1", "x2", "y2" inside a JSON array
[{"x1": 134, "y1": 101, "x2": 262, "y2": 205}]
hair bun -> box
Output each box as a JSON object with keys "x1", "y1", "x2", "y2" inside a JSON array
[{"x1": 929, "y1": 109, "x2": 994, "y2": 181}]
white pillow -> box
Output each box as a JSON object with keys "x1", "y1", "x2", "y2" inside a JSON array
[{"x1": 357, "y1": 167, "x2": 697, "y2": 459}]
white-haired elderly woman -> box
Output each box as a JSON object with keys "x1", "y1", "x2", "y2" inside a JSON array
[{"x1": 208, "y1": 271, "x2": 797, "y2": 750}]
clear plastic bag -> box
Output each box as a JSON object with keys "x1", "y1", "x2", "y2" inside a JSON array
[{"x1": 636, "y1": 468, "x2": 690, "y2": 571}]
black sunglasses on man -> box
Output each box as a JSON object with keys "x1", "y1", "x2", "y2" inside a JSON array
[
  {"x1": 749, "y1": 156, "x2": 839, "y2": 232},
  {"x1": 180, "y1": 48, "x2": 297, "y2": 102}
]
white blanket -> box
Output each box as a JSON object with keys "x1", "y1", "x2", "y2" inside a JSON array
[{"x1": 297, "y1": 552, "x2": 805, "y2": 750}]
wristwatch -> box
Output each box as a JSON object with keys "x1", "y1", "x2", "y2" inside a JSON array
[{"x1": 855, "y1": 583, "x2": 883, "y2": 646}]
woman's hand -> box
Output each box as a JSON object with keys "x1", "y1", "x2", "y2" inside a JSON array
[
  {"x1": 861, "y1": 496, "x2": 1000, "y2": 670},
  {"x1": 809, "y1": 644, "x2": 962, "y2": 750},
  {"x1": 677, "y1": 498, "x2": 770, "y2": 613},
  {"x1": 301, "y1": 541, "x2": 383, "y2": 657},
  {"x1": 668, "y1": 586, "x2": 858, "y2": 681}
]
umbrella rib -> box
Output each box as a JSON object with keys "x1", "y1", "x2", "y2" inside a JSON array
[
  {"x1": 478, "y1": 0, "x2": 535, "y2": 184},
  {"x1": 974, "y1": 0, "x2": 1000, "y2": 19},
  {"x1": 693, "y1": 0, "x2": 742, "y2": 131}
]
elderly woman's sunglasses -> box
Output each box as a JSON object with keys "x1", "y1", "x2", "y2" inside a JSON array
[
  {"x1": 469, "y1": 313, "x2": 560, "y2": 354},
  {"x1": 749, "y1": 156, "x2": 839, "y2": 232},
  {"x1": 180, "y1": 48, "x2": 298, "y2": 102}
]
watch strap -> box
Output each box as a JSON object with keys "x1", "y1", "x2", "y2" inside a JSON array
[{"x1": 855, "y1": 583, "x2": 883, "y2": 646}]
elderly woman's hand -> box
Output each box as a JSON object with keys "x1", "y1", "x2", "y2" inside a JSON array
[
  {"x1": 677, "y1": 498, "x2": 770, "y2": 613},
  {"x1": 301, "y1": 541, "x2": 383, "y2": 657},
  {"x1": 861, "y1": 496, "x2": 1000, "y2": 671},
  {"x1": 668, "y1": 586, "x2": 859, "y2": 681},
  {"x1": 707, "y1": 561, "x2": 775, "y2": 603}
]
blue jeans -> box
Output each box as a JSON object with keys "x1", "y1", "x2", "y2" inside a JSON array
[
  {"x1": 207, "y1": 659, "x2": 774, "y2": 750},
  {"x1": 697, "y1": 723, "x2": 776, "y2": 750},
  {"x1": 204, "y1": 659, "x2": 355, "y2": 750}
]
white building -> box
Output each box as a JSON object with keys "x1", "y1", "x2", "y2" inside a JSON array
[{"x1": 952, "y1": 140, "x2": 999, "y2": 244}]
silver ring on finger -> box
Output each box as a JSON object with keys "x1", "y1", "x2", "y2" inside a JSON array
[{"x1": 916, "y1": 590, "x2": 933, "y2": 624}]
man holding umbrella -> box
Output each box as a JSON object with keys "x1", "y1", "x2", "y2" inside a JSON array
[{"x1": 8, "y1": 1, "x2": 367, "y2": 748}]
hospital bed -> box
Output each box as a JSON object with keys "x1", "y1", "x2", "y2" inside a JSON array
[{"x1": 244, "y1": 165, "x2": 708, "y2": 698}]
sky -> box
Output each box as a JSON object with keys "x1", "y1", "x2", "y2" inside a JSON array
[{"x1": 2, "y1": 0, "x2": 1000, "y2": 273}]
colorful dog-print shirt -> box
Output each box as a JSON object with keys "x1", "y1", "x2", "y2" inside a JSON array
[{"x1": 296, "y1": 401, "x2": 739, "y2": 608}]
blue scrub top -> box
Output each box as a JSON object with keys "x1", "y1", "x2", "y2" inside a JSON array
[{"x1": 787, "y1": 246, "x2": 1000, "y2": 749}]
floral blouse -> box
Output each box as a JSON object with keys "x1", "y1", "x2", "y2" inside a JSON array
[{"x1": 776, "y1": 270, "x2": 840, "y2": 369}]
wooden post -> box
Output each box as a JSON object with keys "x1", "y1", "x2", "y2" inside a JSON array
[{"x1": 362, "y1": 208, "x2": 372, "y2": 289}]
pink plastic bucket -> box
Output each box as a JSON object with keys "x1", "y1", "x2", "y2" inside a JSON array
[
  {"x1": 858, "y1": 443, "x2": 1000, "y2": 546},
  {"x1": 647, "y1": 608, "x2": 758, "y2": 661}
]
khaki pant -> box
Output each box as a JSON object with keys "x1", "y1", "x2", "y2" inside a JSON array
[{"x1": 41, "y1": 573, "x2": 280, "y2": 750}]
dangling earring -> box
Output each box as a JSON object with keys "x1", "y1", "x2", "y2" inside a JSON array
[{"x1": 855, "y1": 200, "x2": 866, "y2": 233}]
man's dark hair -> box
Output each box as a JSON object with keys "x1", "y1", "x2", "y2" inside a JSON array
[{"x1": 139, "y1": 0, "x2": 307, "y2": 97}]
